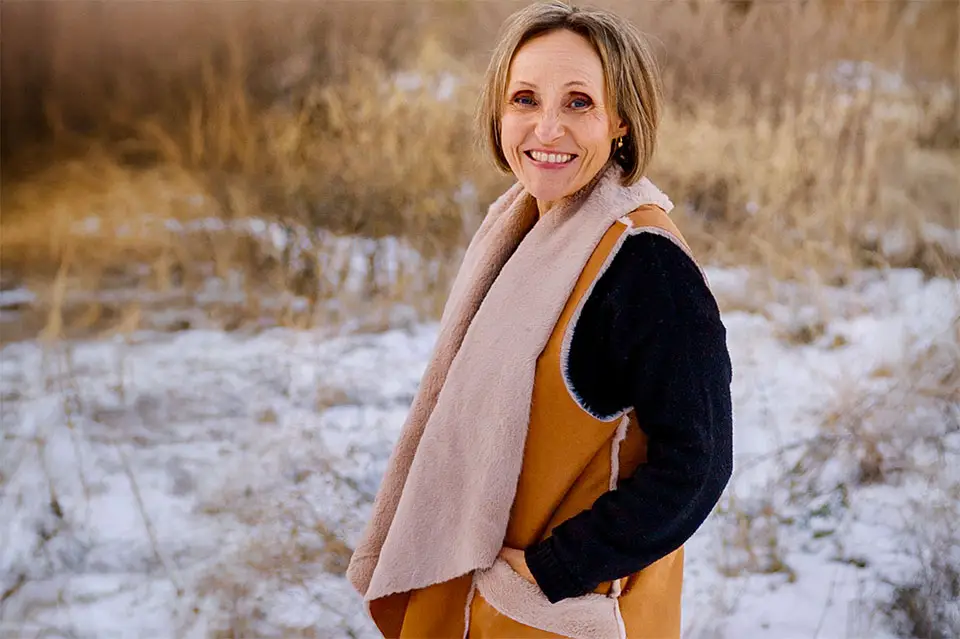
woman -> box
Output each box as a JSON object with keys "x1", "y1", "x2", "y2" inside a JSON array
[{"x1": 346, "y1": 2, "x2": 733, "y2": 637}]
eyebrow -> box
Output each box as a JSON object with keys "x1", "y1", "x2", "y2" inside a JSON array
[{"x1": 509, "y1": 80, "x2": 592, "y2": 90}]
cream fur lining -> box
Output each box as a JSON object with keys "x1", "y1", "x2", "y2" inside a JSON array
[{"x1": 474, "y1": 558, "x2": 626, "y2": 639}]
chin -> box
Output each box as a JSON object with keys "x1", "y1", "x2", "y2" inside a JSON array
[
  {"x1": 529, "y1": 187, "x2": 563, "y2": 201},
  {"x1": 526, "y1": 180, "x2": 573, "y2": 204}
]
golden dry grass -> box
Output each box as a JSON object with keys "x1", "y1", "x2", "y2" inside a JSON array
[{"x1": 1, "y1": 0, "x2": 957, "y2": 341}]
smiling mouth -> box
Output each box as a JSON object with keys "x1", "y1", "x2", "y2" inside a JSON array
[{"x1": 525, "y1": 150, "x2": 577, "y2": 165}]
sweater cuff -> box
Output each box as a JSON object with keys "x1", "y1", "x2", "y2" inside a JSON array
[{"x1": 524, "y1": 538, "x2": 586, "y2": 603}]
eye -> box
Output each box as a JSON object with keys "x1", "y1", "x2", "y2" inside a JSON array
[
  {"x1": 569, "y1": 95, "x2": 592, "y2": 109},
  {"x1": 511, "y1": 92, "x2": 537, "y2": 107}
]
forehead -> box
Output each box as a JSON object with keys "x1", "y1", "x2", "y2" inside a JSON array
[{"x1": 507, "y1": 29, "x2": 605, "y2": 89}]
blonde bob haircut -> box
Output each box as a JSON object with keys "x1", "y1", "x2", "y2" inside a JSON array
[{"x1": 477, "y1": 1, "x2": 663, "y2": 185}]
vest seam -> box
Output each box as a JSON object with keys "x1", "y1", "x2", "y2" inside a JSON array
[
  {"x1": 621, "y1": 221, "x2": 711, "y2": 286},
  {"x1": 462, "y1": 573, "x2": 477, "y2": 639},
  {"x1": 614, "y1": 598, "x2": 627, "y2": 639},
  {"x1": 608, "y1": 412, "x2": 631, "y2": 601},
  {"x1": 608, "y1": 412, "x2": 630, "y2": 493}
]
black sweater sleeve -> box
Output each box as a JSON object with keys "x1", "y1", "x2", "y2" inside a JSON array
[{"x1": 524, "y1": 232, "x2": 734, "y2": 604}]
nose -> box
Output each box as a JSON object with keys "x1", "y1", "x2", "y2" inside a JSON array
[{"x1": 534, "y1": 109, "x2": 563, "y2": 145}]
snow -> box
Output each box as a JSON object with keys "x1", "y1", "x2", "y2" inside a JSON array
[
  {"x1": 1, "y1": 267, "x2": 957, "y2": 638},
  {"x1": 392, "y1": 71, "x2": 461, "y2": 102},
  {"x1": 826, "y1": 61, "x2": 906, "y2": 95},
  {"x1": 0, "y1": 288, "x2": 36, "y2": 309},
  {"x1": 3, "y1": 218, "x2": 452, "y2": 339},
  {"x1": 807, "y1": 59, "x2": 955, "y2": 130},
  {"x1": 921, "y1": 223, "x2": 960, "y2": 260}
]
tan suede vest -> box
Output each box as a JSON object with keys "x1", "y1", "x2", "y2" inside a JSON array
[{"x1": 370, "y1": 205, "x2": 695, "y2": 638}]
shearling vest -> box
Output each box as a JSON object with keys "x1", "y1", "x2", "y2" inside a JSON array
[{"x1": 367, "y1": 204, "x2": 696, "y2": 638}]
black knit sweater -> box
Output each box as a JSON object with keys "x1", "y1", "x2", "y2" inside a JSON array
[{"x1": 523, "y1": 232, "x2": 734, "y2": 604}]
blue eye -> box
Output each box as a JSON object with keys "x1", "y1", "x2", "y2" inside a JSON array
[
  {"x1": 513, "y1": 94, "x2": 536, "y2": 106},
  {"x1": 570, "y1": 97, "x2": 591, "y2": 109}
]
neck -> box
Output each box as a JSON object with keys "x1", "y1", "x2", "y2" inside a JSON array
[{"x1": 536, "y1": 199, "x2": 555, "y2": 218}]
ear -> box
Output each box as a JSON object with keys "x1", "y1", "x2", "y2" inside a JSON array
[{"x1": 613, "y1": 117, "x2": 629, "y2": 139}]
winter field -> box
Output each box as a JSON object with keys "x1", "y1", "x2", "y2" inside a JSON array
[{"x1": 2, "y1": 257, "x2": 958, "y2": 638}]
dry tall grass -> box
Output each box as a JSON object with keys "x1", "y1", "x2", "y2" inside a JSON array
[{"x1": 1, "y1": 0, "x2": 957, "y2": 340}]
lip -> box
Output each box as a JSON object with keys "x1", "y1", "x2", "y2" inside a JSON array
[{"x1": 523, "y1": 150, "x2": 578, "y2": 170}]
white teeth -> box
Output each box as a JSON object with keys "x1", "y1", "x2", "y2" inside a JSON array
[{"x1": 530, "y1": 151, "x2": 573, "y2": 164}]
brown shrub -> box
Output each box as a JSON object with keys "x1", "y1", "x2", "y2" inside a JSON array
[{"x1": 1, "y1": 0, "x2": 956, "y2": 340}]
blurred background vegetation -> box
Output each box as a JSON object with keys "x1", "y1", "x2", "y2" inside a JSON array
[{"x1": 1, "y1": 0, "x2": 957, "y2": 343}]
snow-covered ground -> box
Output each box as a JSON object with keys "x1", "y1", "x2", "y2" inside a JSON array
[{"x1": 1, "y1": 266, "x2": 957, "y2": 638}]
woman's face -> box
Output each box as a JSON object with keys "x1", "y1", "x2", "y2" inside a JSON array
[{"x1": 500, "y1": 29, "x2": 626, "y2": 214}]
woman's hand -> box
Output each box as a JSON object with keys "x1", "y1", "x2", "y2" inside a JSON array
[{"x1": 498, "y1": 546, "x2": 537, "y2": 585}]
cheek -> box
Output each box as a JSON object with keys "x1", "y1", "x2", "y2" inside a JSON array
[
  {"x1": 498, "y1": 117, "x2": 526, "y2": 165},
  {"x1": 578, "y1": 114, "x2": 613, "y2": 153},
  {"x1": 499, "y1": 116, "x2": 522, "y2": 145}
]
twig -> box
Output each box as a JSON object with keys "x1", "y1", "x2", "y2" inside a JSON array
[
  {"x1": 111, "y1": 439, "x2": 184, "y2": 597},
  {"x1": 0, "y1": 574, "x2": 26, "y2": 608},
  {"x1": 812, "y1": 560, "x2": 843, "y2": 639},
  {"x1": 60, "y1": 345, "x2": 92, "y2": 508}
]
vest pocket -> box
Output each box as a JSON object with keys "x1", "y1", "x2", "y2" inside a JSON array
[{"x1": 473, "y1": 558, "x2": 625, "y2": 639}]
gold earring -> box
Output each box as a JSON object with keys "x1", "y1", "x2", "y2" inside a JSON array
[{"x1": 617, "y1": 137, "x2": 624, "y2": 149}]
